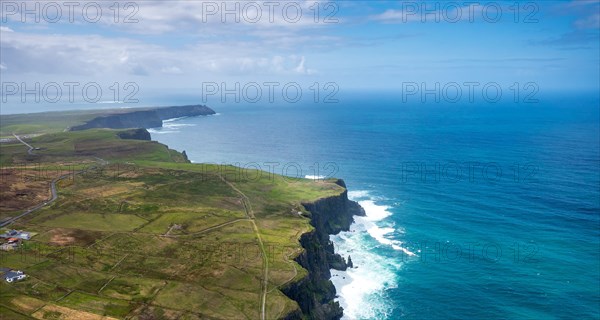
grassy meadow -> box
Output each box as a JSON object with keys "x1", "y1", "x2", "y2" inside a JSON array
[{"x1": 0, "y1": 112, "x2": 346, "y2": 319}]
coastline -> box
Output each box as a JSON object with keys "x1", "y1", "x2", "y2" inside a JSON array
[
  {"x1": 148, "y1": 126, "x2": 366, "y2": 319},
  {"x1": 328, "y1": 191, "x2": 417, "y2": 319},
  {"x1": 1, "y1": 106, "x2": 367, "y2": 319},
  {"x1": 281, "y1": 179, "x2": 365, "y2": 319},
  {"x1": 145, "y1": 112, "x2": 379, "y2": 319}
]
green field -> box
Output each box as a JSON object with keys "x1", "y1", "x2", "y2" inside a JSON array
[
  {"x1": 0, "y1": 113, "x2": 347, "y2": 319},
  {"x1": 0, "y1": 107, "x2": 196, "y2": 138}
]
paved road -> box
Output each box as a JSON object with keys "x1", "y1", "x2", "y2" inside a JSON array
[
  {"x1": 0, "y1": 142, "x2": 108, "y2": 228},
  {"x1": 0, "y1": 172, "x2": 72, "y2": 228}
]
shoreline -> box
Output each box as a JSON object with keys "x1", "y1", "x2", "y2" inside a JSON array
[
  {"x1": 148, "y1": 124, "x2": 365, "y2": 319},
  {"x1": 328, "y1": 192, "x2": 414, "y2": 319}
]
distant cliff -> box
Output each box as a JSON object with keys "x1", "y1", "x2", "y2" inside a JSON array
[
  {"x1": 70, "y1": 105, "x2": 215, "y2": 131},
  {"x1": 116, "y1": 128, "x2": 152, "y2": 141},
  {"x1": 282, "y1": 179, "x2": 365, "y2": 320}
]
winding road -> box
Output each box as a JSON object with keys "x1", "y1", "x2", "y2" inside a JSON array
[
  {"x1": 13, "y1": 133, "x2": 36, "y2": 155},
  {"x1": 1, "y1": 134, "x2": 107, "y2": 228},
  {"x1": 4, "y1": 135, "x2": 269, "y2": 319},
  {"x1": 0, "y1": 172, "x2": 72, "y2": 228}
]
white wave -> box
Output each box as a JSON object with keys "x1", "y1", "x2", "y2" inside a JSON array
[
  {"x1": 163, "y1": 123, "x2": 196, "y2": 129},
  {"x1": 331, "y1": 192, "x2": 416, "y2": 319},
  {"x1": 360, "y1": 200, "x2": 392, "y2": 221},
  {"x1": 367, "y1": 226, "x2": 396, "y2": 246},
  {"x1": 147, "y1": 129, "x2": 180, "y2": 134},
  {"x1": 331, "y1": 228, "x2": 398, "y2": 319},
  {"x1": 163, "y1": 116, "x2": 188, "y2": 123},
  {"x1": 305, "y1": 175, "x2": 325, "y2": 180},
  {"x1": 367, "y1": 225, "x2": 415, "y2": 256},
  {"x1": 348, "y1": 190, "x2": 370, "y2": 199},
  {"x1": 162, "y1": 117, "x2": 197, "y2": 131}
]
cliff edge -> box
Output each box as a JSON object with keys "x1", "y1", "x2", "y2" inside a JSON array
[
  {"x1": 70, "y1": 105, "x2": 215, "y2": 131},
  {"x1": 282, "y1": 179, "x2": 365, "y2": 319}
]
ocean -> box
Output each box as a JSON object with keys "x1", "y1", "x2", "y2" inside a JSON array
[{"x1": 148, "y1": 92, "x2": 600, "y2": 319}]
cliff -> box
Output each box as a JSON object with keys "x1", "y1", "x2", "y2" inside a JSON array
[
  {"x1": 70, "y1": 105, "x2": 215, "y2": 131},
  {"x1": 116, "y1": 128, "x2": 152, "y2": 141},
  {"x1": 282, "y1": 179, "x2": 365, "y2": 320}
]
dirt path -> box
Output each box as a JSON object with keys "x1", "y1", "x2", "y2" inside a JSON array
[
  {"x1": 164, "y1": 219, "x2": 251, "y2": 238},
  {"x1": 217, "y1": 174, "x2": 269, "y2": 320}
]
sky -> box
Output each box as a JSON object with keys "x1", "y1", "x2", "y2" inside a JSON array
[{"x1": 0, "y1": 0, "x2": 599, "y2": 109}]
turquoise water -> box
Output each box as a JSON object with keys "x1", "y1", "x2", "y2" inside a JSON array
[{"x1": 149, "y1": 93, "x2": 599, "y2": 319}]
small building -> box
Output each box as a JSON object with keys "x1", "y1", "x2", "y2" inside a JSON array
[
  {"x1": 0, "y1": 230, "x2": 31, "y2": 240},
  {"x1": 18, "y1": 232, "x2": 30, "y2": 240},
  {"x1": 0, "y1": 243, "x2": 17, "y2": 251},
  {"x1": 2, "y1": 270, "x2": 26, "y2": 283}
]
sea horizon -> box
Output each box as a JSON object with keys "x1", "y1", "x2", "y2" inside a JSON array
[{"x1": 2, "y1": 1, "x2": 599, "y2": 318}]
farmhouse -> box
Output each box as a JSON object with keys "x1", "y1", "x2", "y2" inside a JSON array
[
  {"x1": 0, "y1": 268, "x2": 26, "y2": 283},
  {"x1": 0, "y1": 229, "x2": 31, "y2": 240},
  {"x1": 0, "y1": 236, "x2": 21, "y2": 251}
]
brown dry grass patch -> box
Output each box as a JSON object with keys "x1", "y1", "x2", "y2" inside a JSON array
[
  {"x1": 0, "y1": 168, "x2": 71, "y2": 214},
  {"x1": 10, "y1": 295, "x2": 46, "y2": 314},
  {"x1": 46, "y1": 228, "x2": 104, "y2": 247},
  {"x1": 32, "y1": 304, "x2": 118, "y2": 320}
]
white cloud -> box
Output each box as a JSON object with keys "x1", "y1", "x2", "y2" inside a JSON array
[
  {"x1": 294, "y1": 56, "x2": 315, "y2": 75},
  {"x1": 370, "y1": 4, "x2": 487, "y2": 23},
  {"x1": 0, "y1": 26, "x2": 14, "y2": 32},
  {"x1": 0, "y1": 28, "x2": 318, "y2": 78},
  {"x1": 38, "y1": 0, "x2": 336, "y2": 36},
  {"x1": 0, "y1": 63, "x2": 6, "y2": 70}
]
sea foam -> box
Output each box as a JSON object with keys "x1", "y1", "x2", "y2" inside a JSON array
[{"x1": 330, "y1": 191, "x2": 414, "y2": 319}]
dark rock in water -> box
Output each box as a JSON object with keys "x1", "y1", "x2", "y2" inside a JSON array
[
  {"x1": 70, "y1": 105, "x2": 215, "y2": 131},
  {"x1": 347, "y1": 255, "x2": 353, "y2": 269},
  {"x1": 116, "y1": 128, "x2": 151, "y2": 141},
  {"x1": 329, "y1": 253, "x2": 349, "y2": 271}
]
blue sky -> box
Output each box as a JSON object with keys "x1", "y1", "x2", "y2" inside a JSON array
[{"x1": 0, "y1": 0, "x2": 598, "y2": 106}]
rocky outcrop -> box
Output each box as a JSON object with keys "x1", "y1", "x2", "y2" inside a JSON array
[
  {"x1": 282, "y1": 179, "x2": 365, "y2": 320},
  {"x1": 70, "y1": 105, "x2": 215, "y2": 131},
  {"x1": 116, "y1": 128, "x2": 152, "y2": 141}
]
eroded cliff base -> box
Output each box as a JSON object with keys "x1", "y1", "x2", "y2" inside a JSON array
[{"x1": 282, "y1": 179, "x2": 365, "y2": 320}]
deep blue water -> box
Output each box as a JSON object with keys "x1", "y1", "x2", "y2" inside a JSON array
[{"x1": 149, "y1": 93, "x2": 600, "y2": 319}]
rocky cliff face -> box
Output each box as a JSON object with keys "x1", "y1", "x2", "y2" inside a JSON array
[
  {"x1": 282, "y1": 179, "x2": 365, "y2": 320},
  {"x1": 70, "y1": 105, "x2": 215, "y2": 131},
  {"x1": 116, "y1": 128, "x2": 152, "y2": 141}
]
